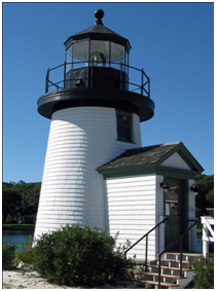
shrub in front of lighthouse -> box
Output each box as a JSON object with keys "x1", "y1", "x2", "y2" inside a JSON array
[
  {"x1": 32, "y1": 225, "x2": 132, "y2": 287},
  {"x1": 3, "y1": 242, "x2": 17, "y2": 270}
]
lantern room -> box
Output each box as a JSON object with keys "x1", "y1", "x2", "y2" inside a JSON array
[{"x1": 64, "y1": 9, "x2": 130, "y2": 90}]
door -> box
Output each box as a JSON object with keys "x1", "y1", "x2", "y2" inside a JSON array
[{"x1": 164, "y1": 179, "x2": 182, "y2": 250}]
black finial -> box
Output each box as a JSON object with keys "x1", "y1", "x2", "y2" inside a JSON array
[{"x1": 94, "y1": 9, "x2": 104, "y2": 25}]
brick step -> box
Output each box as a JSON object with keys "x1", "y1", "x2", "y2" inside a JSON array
[
  {"x1": 148, "y1": 264, "x2": 191, "y2": 272},
  {"x1": 134, "y1": 253, "x2": 201, "y2": 288},
  {"x1": 159, "y1": 259, "x2": 189, "y2": 264},
  {"x1": 141, "y1": 271, "x2": 186, "y2": 280},
  {"x1": 164, "y1": 252, "x2": 202, "y2": 260},
  {"x1": 165, "y1": 252, "x2": 202, "y2": 257},
  {"x1": 154, "y1": 258, "x2": 190, "y2": 268},
  {"x1": 138, "y1": 280, "x2": 179, "y2": 288}
]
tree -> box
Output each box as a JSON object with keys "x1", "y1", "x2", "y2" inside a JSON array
[
  {"x1": 2, "y1": 186, "x2": 22, "y2": 222},
  {"x1": 2, "y1": 181, "x2": 41, "y2": 223},
  {"x1": 195, "y1": 174, "x2": 214, "y2": 217},
  {"x1": 18, "y1": 182, "x2": 41, "y2": 215}
]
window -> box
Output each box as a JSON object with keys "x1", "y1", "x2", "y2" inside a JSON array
[
  {"x1": 116, "y1": 111, "x2": 132, "y2": 142},
  {"x1": 66, "y1": 40, "x2": 89, "y2": 71},
  {"x1": 110, "y1": 42, "x2": 125, "y2": 71},
  {"x1": 73, "y1": 40, "x2": 89, "y2": 69},
  {"x1": 164, "y1": 187, "x2": 178, "y2": 216},
  {"x1": 66, "y1": 46, "x2": 72, "y2": 73},
  {"x1": 90, "y1": 40, "x2": 109, "y2": 67},
  {"x1": 66, "y1": 40, "x2": 128, "y2": 71}
]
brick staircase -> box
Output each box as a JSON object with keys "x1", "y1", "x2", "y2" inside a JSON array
[{"x1": 134, "y1": 252, "x2": 202, "y2": 289}]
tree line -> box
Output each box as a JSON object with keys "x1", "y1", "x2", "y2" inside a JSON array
[
  {"x1": 2, "y1": 174, "x2": 214, "y2": 224},
  {"x1": 3, "y1": 180, "x2": 41, "y2": 223}
]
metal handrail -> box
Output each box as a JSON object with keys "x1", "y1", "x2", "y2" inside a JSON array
[
  {"x1": 124, "y1": 218, "x2": 168, "y2": 272},
  {"x1": 44, "y1": 61, "x2": 150, "y2": 98},
  {"x1": 158, "y1": 219, "x2": 199, "y2": 288}
]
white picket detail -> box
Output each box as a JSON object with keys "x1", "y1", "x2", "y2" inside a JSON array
[{"x1": 201, "y1": 216, "x2": 214, "y2": 257}]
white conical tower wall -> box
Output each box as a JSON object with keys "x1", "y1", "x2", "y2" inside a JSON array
[{"x1": 34, "y1": 106, "x2": 141, "y2": 239}]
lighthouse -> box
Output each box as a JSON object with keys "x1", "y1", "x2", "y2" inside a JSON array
[
  {"x1": 34, "y1": 9, "x2": 154, "y2": 239},
  {"x1": 34, "y1": 9, "x2": 203, "y2": 264}
]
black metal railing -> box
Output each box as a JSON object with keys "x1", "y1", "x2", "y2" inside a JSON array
[
  {"x1": 124, "y1": 218, "x2": 168, "y2": 276},
  {"x1": 158, "y1": 219, "x2": 199, "y2": 289},
  {"x1": 44, "y1": 61, "x2": 150, "y2": 98}
]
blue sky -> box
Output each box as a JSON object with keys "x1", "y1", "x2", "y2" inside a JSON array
[{"x1": 3, "y1": 2, "x2": 214, "y2": 182}]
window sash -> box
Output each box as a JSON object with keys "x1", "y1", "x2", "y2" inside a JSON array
[{"x1": 116, "y1": 111, "x2": 132, "y2": 142}]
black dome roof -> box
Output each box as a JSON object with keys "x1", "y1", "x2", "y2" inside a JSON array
[{"x1": 64, "y1": 9, "x2": 131, "y2": 51}]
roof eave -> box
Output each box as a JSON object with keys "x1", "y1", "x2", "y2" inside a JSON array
[
  {"x1": 97, "y1": 163, "x2": 202, "y2": 180},
  {"x1": 64, "y1": 25, "x2": 131, "y2": 50},
  {"x1": 97, "y1": 163, "x2": 157, "y2": 177}
]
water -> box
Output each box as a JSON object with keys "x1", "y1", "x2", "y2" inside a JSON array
[
  {"x1": 3, "y1": 229, "x2": 34, "y2": 252},
  {"x1": 3, "y1": 228, "x2": 203, "y2": 254}
]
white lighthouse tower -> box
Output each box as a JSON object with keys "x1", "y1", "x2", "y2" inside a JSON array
[{"x1": 34, "y1": 10, "x2": 154, "y2": 239}]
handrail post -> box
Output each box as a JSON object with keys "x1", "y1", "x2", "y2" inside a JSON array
[
  {"x1": 148, "y1": 77, "x2": 150, "y2": 98},
  {"x1": 180, "y1": 236, "x2": 183, "y2": 277},
  {"x1": 145, "y1": 235, "x2": 148, "y2": 272},
  {"x1": 123, "y1": 218, "x2": 168, "y2": 286},
  {"x1": 158, "y1": 254, "x2": 161, "y2": 289},
  {"x1": 158, "y1": 220, "x2": 198, "y2": 286},
  {"x1": 124, "y1": 252, "x2": 127, "y2": 287}
]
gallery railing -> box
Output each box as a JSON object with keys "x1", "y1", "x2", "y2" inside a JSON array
[{"x1": 44, "y1": 61, "x2": 150, "y2": 98}]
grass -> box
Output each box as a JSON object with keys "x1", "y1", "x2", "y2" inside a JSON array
[
  {"x1": 3, "y1": 224, "x2": 35, "y2": 228},
  {"x1": 3, "y1": 283, "x2": 12, "y2": 289}
]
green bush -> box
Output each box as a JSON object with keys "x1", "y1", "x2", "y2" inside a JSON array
[
  {"x1": 15, "y1": 235, "x2": 35, "y2": 269},
  {"x1": 33, "y1": 225, "x2": 132, "y2": 287},
  {"x1": 3, "y1": 242, "x2": 17, "y2": 270},
  {"x1": 190, "y1": 254, "x2": 214, "y2": 288}
]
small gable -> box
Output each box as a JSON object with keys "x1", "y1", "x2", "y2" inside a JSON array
[
  {"x1": 161, "y1": 152, "x2": 192, "y2": 170},
  {"x1": 97, "y1": 141, "x2": 204, "y2": 177}
]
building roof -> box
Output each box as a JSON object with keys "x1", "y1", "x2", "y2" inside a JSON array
[{"x1": 97, "y1": 142, "x2": 204, "y2": 177}]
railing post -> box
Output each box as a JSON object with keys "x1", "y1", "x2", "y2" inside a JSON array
[
  {"x1": 90, "y1": 61, "x2": 94, "y2": 88},
  {"x1": 45, "y1": 69, "x2": 49, "y2": 93},
  {"x1": 120, "y1": 62, "x2": 123, "y2": 90},
  {"x1": 148, "y1": 77, "x2": 150, "y2": 98},
  {"x1": 141, "y1": 69, "x2": 144, "y2": 96},
  {"x1": 202, "y1": 222, "x2": 208, "y2": 257},
  {"x1": 63, "y1": 61, "x2": 66, "y2": 89},
  {"x1": 88, "y1": 61, "x2": 91, "y2": 88},
  {"x1": 145, "y1": 235, "x2": 148, "y2": 272},
  {"x1": 201, "y1": 216, "x2": 214, "y2": 258}
]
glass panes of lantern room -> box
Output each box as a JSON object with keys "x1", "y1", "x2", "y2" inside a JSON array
[{"x1": 66, "y1": 39, "x2": 129, "y2": 73}]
